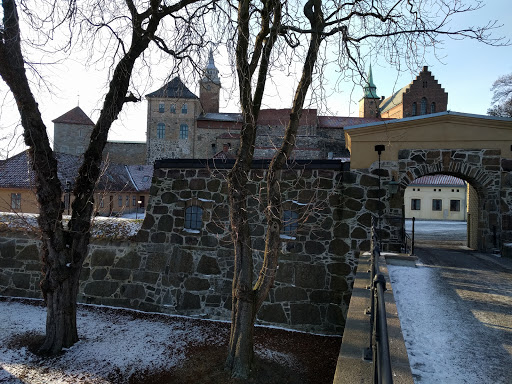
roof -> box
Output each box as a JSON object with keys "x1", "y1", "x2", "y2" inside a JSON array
[
  {"x1": 0, "y1": 150, "x2": 148, "y2": 192},
  {"x1": 363, "y1": 65, "x2": 379, "y2": 99},
  {"x1": 146, "y1": 77, "x2": 198, "y2": 99},
  {"x1": 378, "y1": 85, "x2": 410, "y2": 114},
  {"x1": 197, "y1": 113, "x2": 241, "y2": 122},
  {"x1": 52, "y1": 106, "x2": 94, "y2": 126},
  {"x1": 126, "y1": 165, "x2": 154, "y2": 191},
  {"x1": 318, "y1": 116, "x2": 389, "y2": 128},
  {"x1": 411, "y1": 175, "x2": 466, "y2": 186}
]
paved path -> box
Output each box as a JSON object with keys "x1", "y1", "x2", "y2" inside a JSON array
[{"x1": 388, "y1": 245, "x2": 512, "y2": 383}]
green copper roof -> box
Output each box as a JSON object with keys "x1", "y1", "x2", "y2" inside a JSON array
[{"x1": 363, "y1": 65, "x2": 379, "y2": 99}]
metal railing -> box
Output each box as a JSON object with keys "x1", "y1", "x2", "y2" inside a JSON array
[{"x1": 364, "y1": 216, "x2": 393, "y2": 384}]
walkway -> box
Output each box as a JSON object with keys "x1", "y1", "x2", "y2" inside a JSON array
[{"x1": 388, "y1": 245, "x2": 512, "y2": 383}]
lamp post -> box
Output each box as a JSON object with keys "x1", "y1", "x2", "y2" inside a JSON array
[
  {"x1": 136, "y1": 200, "x2": 142, "y2": 219},
  {"x1": 64, "y1": 180, "x2": 72, "y2": 216}
]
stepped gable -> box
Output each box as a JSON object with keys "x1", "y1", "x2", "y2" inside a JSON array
[
  {"x1": 52, "y1": 106, "x2": 94, "y2": 126},
  {"x1": 146, "y1": 77, "x2": 198, "y2": 99}
]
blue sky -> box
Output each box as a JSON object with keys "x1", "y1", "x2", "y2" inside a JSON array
[{"x1": 1, "y1": 0, "x2": 511, "y2": 156}]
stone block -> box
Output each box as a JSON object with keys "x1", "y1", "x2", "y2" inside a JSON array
[
  {"x1": 172, "y1": 179, "x2": 189, "y2": 190},
  {"x1": 152, "y1": 205, "x2": 169, "y2": 215},
  {"x1": 205, "y1": 295, "x2": 221, "y2": 305},
  {"x1": 330, "y1": 275, "x2": 349, "y2": 292},
  {"x1": 132, "y1": 271, "x2": 160, "y2": 285},
  {"x1": 276, "y1": 262, "x2": 293, "y2": 284},
  {"x1": 305, "y1": 241, "x2": 326, "y2": 255},
  {"x1": 360, "y1": 174, "x2": 379, "y2": 187},
  {"x1": 190, "y1": 179, "x2": 206, "y2": 190},
  {"x1": 12, "y1": 273, "x2": 30, "y2": 289},
  {"x1": 0, "y1": 240, "x2": 15, "y2": 259},
  {"x1": 141, "y1": 214, "x2": 155, "y2": 230},
  {"x1": 161, "y1": 192, "x2": 179, "y2": 205},
  {"x1": 16, "y1": 244, "x2": 39, "y2": 261},
  {"x1": 179, "y1": 292, "x2": 201, "y2": 309},
  {"x1": 326, "y1": 304, "x2": 344, "y2": 326},
  {"x1": 91, "y1": 249, "x2": 116, "y2": 267},
  {"x1": 184, "y1": 277, "x2": 210, "y2": 291},
  {"x1": 328, "y1": 239, "x2": 350, "y2": 256},
  {"x1": 207, "y1": 179, "x2": 221, "y2": 192},
  {"x1": 150, "y1": 232, "x2": 167, "y2": 243},
  {"x1": 344, "y1": 198, "x2": 363, "y2": 212},
  {"x1": 200, "y1": 235, "x2": 218, "y2": 248},
  {"x1": 0, "y1": 258, "x2": 24, "y2": 269},
  {"x1": 295, "y1": 264, "x2": 326, "y2": 289},
  {"x1": 109, "y1": 268, "x2": 131, "y2": 281},
  {"x1": 0, "y1": 273, "x2": 10, "y2": 286},
  {"x1": 120, "y1": 284, "x2": 146, "y2": 299},
  {"x1": 197, "y1": 256, "x2": 221, "y2": 275},
  {"x1": 80, "y1": 267, "x2": 90, "y2": 281},
  {"x1": 169, "y1": 249, "x2": 194, "y2": 273},
  {"x1": 290, "y1": 303, "x2": 321, "y2": 325},
  {"x1": 146, "y1": 253, "x2": 168, "y2": 272},
  {"x1": 83, "y1": 281, "x2": 119, "y2": 297},
  {"x1": 92, "y1": 268, "x2": 108, "y2": 280},
  {"x1": 274, "y1": 286, "x2": 308, "y2": 302},
  {"x1": 257, "y1": 303, "x2": 288, "y2": 324},
  {"x1": 135, "y1": 230, "x2": 149, "y2": 243},
  {"x1": 157, "y1": 215, "x2": 174, "y2": 232},
  {"x1": 350, "y1": 227, "x2": 368, "y2": 239},
  {"x1": 114, "y1": 251, "x2": 141, "y2": 269},
  {"x1": 310, "y1": 289, "x2": 341, "y2": 304}
]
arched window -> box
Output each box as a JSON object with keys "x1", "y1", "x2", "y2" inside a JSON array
[
  {"x1": 180, "y1": 124, "x2": 189, "y2": 139},
  {"x1": 420, "y1": 97, "x2": 427, "y2": 115},
  {"x1": 430, "y1": 102, "x2": 436, "y2": 114},
  {"x1": 181, "y1": 103, "x2": 188, "y2": 114},
  {"x1": 157, "y1": 123, "x2": 165, "y2": 139},
  {"x1": 282, "y1": 210, "x2": 299, "y2": 236},
  {"x1": 412, "y1": 102, "x2": 417, "y2": 116},
  {"x1": 185, "y1": 206, "x2": 203, "y2": 230}
]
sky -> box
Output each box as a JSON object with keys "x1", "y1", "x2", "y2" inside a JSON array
[{"x1": 1, "y1": 0, "x2": 511, "y2": 158}]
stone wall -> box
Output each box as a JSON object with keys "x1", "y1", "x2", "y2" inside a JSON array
[
  {"x1": 104, "y1": 142, "x2": 147, "y2": 165},
  {"x1": 0, "y1": 159, "x2": 380, "y2": 334}
]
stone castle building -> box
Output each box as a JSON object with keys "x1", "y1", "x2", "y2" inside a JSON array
[
  {"x1": 53, "y1": 56, "x2": 449, "y2": 165},
  {"x1": 359, "y1": 65, "x2": 448, "y2": 119}
]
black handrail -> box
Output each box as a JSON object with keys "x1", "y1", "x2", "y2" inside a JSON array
[{"x1": 364, "y1": 216, "x2": 393, "y2": 384}]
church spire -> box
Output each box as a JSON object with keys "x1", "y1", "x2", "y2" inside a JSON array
[
  {"x1": 363, "y1": 65, "x2": 379, "y2": 99},
  {"x1": 202, "y1": 48, "x2": 220, "y2": 85}
]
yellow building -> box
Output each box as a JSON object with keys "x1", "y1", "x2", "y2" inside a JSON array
[
  {"x1": 0, "y1": 151, "x2": 152, "y2": 216},
  {"x1": 404, "y1": 175, "x2": 467, "y2": 221}
]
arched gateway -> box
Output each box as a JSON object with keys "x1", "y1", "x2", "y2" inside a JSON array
[{"x1": 344, "y1": 111, "x2": 512, "y2": 253}]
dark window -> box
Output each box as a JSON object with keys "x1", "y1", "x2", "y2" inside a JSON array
[
  {"x1": 126, "y1": 195, "x2": 130, "y2": 207},
  {"x1": 432, "y1": 199, "x2": 442, "y2": 211},
  {"x1": 132, "y1": 196, "x2": 137, "y2": 206},
  {"x1": 450, "y1": 200, "x2": 461, "y2": 212},
  {"x1": 431, "y1": 102, "x2": 436, "y2": 113},
  {"x1": 180, "y1": 124, "x2": 189, "y2": 139},
  {"x1": 181, "y1": 103, "x2": 188, "y2": 114},
  {"x1": 421, "y1": 97, "x2": 427, "y2": 115},
  {"x1": 158, "y1": 103, "x2": 164, "y2": 113},
  {"x1": 282, "y1": 210, "x2": 299, "y2": 236},
  {"x1": 157, "y1": 123, "x2": 165, "y2": 139},
  {"x1": 11, "y1": 193, "x2": 21, "y2": 210},
  {"x1": 411, "y1": 199, "x2": 421, "y2": 210},
  {"x1": 170, "y1": 104, "x2": 176, "y2": 114},
  {"x1": 185, "y1": 206, "x2": 203, "y2": 230},
  {"x1": 118, "y1": 195, "x2": 123, "y2": 207},
  {"x1": 412, "y1": 102, "x2": 417, "y2": 116}
]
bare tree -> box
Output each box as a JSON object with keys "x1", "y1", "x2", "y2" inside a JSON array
[
  {"x1": 488, "y1": 73, "x2": 512, "y2": 118},
  {"x1": 223, "y1": 0, "x2": 505, "y2": 378},
  {"x1": 0, "y1": 0, "x2": 213, "y2": 355}
]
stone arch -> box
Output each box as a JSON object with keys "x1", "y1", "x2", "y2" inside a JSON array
[{"x1": 396, "y1": 149, "x2": 502, "y2": 251}]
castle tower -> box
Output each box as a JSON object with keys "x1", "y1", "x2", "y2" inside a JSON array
[
  {"x1": 359, "y1": 65, "x2": 381, "y2": 118},
  {"x1": 53, "y1": 106, "x2": 95, "y2": 156},
  {"x1": 199, "y1": 49, "x2": 221, "y2": 114}
]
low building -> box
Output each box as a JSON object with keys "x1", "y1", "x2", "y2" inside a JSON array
[{"x1": 0, "y1": 150, "x2": 152, "y2": 216}]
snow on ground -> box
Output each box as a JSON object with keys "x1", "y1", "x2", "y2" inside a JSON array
[
  {"x1": 387, "y1": 263, "x2": 510, "y2": 384},
  {"x1": 0, "y1": 300, "x2": 225, "y2": 383}
]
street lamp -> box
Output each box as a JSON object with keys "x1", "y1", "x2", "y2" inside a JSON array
[
  {"x1": 136, "y1": 200, "x2": 142, "y2": 219},
  {"x1": 64, "y1": 180, "x2": 72, "y2": 216}
]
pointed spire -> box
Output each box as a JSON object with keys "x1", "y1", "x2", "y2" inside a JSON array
[
  {"x1": 202, "y1": 48, "x2": 221, "y2": 85},
  {"x1": 363, "y1": 65, "x2": 379, "y2": 99}
]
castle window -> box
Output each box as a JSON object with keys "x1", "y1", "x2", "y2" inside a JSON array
[
  {"x1": 118, "y1": 195, "x2": 123, "y2": 207},
  {"x1": 159, "y1": 103, "x2": 165, "y2": 113},
  {"x1": 282, "y1": 210, "x2": 299, "y2": 237},
  {"x1": 412, "y1": 102, "x2": 417, "y2": 116},
  {"x1": 180, "y1": 124, "x2": 189, "y2": 139},
  {"x1": 431, "y1": 102, "x2": 436, "y2": 113},
  {"x1": 181, "y1": 103, "x2": 188, "y2": 114},
  {"x1": 432, "y1": 199, "x2": 442, "y2": 211},
  {"x1": 185, "y1": 205, "x2": 202, "y2": 231},
  {"x1": 157, "y1": 123, "x2": 165, "y2": 139},
  {"x1": 421, "y1": 97, "x2": 427, "y2": 115},
  {"x1": 11, "y1": 193, "x2": 21, "y2": 210},
  {"x1": 170, "y1": 104, "x2": 176, "y2": 114},
  {"x1": 411, "y1": 199, "x2": 421, "y2": 210}
]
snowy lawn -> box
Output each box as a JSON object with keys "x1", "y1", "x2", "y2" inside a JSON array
[{"x1": 0, "y1": 298, "x2": 341, "y2": 384}]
